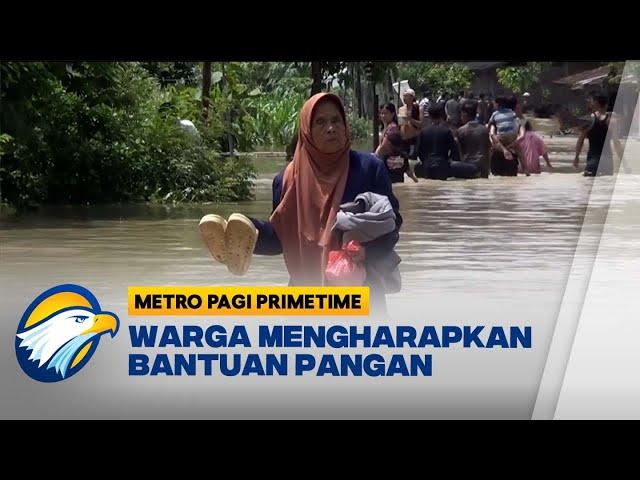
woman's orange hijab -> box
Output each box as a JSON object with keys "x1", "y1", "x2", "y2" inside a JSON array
[{"x1": 270, "y1": 93, "x2": 351, "y2": 285}]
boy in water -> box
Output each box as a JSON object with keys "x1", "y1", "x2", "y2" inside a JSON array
[{"x1": 488, "y1": 95, "x2": 523, "y2": 161}]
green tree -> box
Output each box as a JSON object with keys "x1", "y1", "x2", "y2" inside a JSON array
[
  {"x1": 496, "y1": 62, "x2": 550, "y2": 94},
  {"x1": 398, "y1": 63, "x2": 473, "y2": 95}
]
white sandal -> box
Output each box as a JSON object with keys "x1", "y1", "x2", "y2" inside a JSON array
[
  {"x1": 225, "y1": 213, "x2": 258, "y2": 276},
  {"x1": 199, "y1": 214, "x2": 228, "y2": 264}
]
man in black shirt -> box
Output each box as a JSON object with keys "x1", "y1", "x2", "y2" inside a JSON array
[{"x1": 417, "y1": 102, "x2": 460, "y2": 180}]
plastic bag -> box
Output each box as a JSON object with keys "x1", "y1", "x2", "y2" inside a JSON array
[{"x1": 325, "y1": 240, "x2": 366, "y2": 286}]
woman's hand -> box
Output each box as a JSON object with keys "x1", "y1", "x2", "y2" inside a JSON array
[{"x1": 386, "y1": 156, "x2": 404, "y2": 170}]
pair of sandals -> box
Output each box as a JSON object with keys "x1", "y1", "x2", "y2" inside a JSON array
[{"x1": 199, "y1": 213, "x2": 258, "y2": 276}]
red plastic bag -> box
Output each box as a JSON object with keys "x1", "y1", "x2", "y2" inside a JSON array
[{"x1": 325, "y1": 240, "x2": 366, "y2": 286}]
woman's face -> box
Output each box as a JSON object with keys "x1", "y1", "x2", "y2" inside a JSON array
[
  {"x1": 311, "y1": 100, "x2": 347, "y2": 153},
  {"x1": 403, "y1": 93, "x2": 414, "y2": 106},
  {"x1": 380, "y1": 107, "x2": 394, "y2": 125}
]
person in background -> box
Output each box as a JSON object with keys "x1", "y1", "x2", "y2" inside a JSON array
[
  {"x1": 375, "y1": 103, "x2": 418, "y2": 183},
  {"x1": 488, "y1": 95, "x2": 522, "y2": 176},
  {"x1": 379, "y1": 131, "x2": 419, "y2": 184},
  {"x1": 518, "y1": 121, "x2": 553, "y2": 175},
  {"x1": 574, "y1": 92, "x2": 624, "y2": 176},
  {"x1": 445, "y1": 92, "x2": 462, "y2": 129},
  {"x1": 419, "y1": 89, "x2": 432, "y2": 129},
  {"x1": 417, "y1": 103, "x2": 455, "y2": 180},
  {"x1": 398, "y1": 88, "x2": 422, "y2": 159},
  {"x1": 376, "y1": 102, "x2": 400, "y2": 152},
  {"x1": 457, "y1": 100, "x2": 491, "y2": 178},
  {"x1": 477, "y1": 93, "x2": 489, "y2": 124}
]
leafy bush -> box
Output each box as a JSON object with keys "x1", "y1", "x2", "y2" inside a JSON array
[
  {"x1": 245, "y1": 91, "x2": 306, "y2": 148},
  {"x1": 348, "y1": 114, "x2": 370, "y2": 141},
  {"x1": 0, "y1": 62, "x2": 255, "y2": 207}
]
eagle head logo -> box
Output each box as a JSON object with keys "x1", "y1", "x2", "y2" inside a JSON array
[{"x1": 15, "y1": 284, "x2": 119, "y2": 382}]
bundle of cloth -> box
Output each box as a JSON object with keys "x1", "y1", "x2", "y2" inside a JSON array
[{"x1": 331, "y1": 192, "x2": 402, "y2": 294}]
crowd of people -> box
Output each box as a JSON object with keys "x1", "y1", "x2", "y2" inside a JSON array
[{"x1": 374, "y1": 88, "x2": 619, "y2": 183}]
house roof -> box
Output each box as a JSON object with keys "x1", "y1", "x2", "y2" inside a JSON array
[{"x1": 553, "y1": 65, "x2": 612, "y2": 88}]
